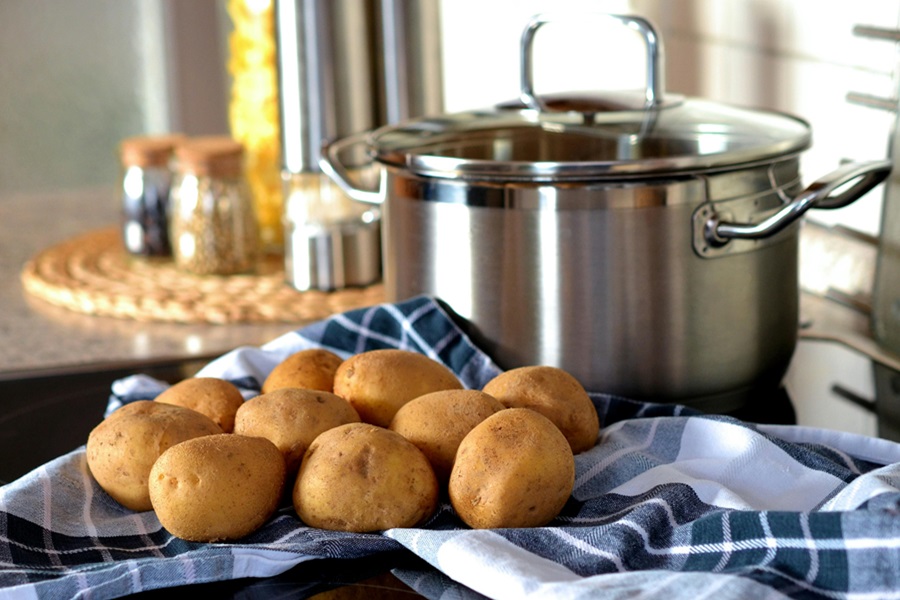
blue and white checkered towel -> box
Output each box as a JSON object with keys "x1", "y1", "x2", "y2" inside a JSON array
[{"x1": 3, "y1": 296, "x2": 900, "y2": 599}]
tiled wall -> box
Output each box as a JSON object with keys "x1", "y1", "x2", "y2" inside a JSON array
[
  {"x1": 0, "y1": 1, "x2": 154, "y2": 194},
  {"x1": 0, "y1": 0, "x2": 229, "y2": 195}
]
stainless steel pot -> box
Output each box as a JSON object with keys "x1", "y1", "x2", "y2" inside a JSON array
[{"x1": 321, "y1": 14, "x2": 891, "y2": 411}]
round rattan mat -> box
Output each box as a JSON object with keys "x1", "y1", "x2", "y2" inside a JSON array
[{"x1": 21, "y1": 227, "x2": 385, "y2": 324}]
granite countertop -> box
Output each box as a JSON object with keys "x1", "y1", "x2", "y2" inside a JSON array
[{"x1": 1, "y1": 186, "x2": 301, "y2": 379}]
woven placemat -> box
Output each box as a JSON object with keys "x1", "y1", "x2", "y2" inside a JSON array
[{"x1": 20, "y1": 227, "x2": 385, "y2": 324}]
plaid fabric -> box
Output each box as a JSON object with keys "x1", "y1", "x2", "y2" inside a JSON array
[{"x1": 2, "y1": 295, "x2": 900, "y2": 599}]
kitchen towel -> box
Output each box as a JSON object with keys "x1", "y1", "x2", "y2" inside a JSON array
[{"x1": 2, "y1": 295, "x2": 900, "y2": 599}]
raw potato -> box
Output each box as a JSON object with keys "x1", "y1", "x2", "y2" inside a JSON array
[
  {"x1": 262, "y1": 348, "x2": 344, "y2": 394},
  {"x1": 333, "y1": 349, "x2": 463, "y2": 427},
  {"x1": 149, "y1": 433, "x2": 286, "y2": 542},
  {"x1": 482, "y1": 365, "x2": 600, "y2": 454},
  {"x1": 294, "y1": 422, "x2": 439, "y2": 532},
  {"x1": 154, "y1": 377, "x2": 245, "y2": 433},
  {"x1": 86, "y1": 401, "x2": 222, "y2": 511},
  {"x1": 389, "y1": 389, "x2": 504, "y2": 483},
  {"x1": 449, "y1": 408, "x2": 575, "y2": 529},
  {"x1": 234, "y1": 387, "x2": 360, "y2": 475}
]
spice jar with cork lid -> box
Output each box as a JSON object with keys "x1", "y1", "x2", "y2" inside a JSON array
[
  {"x1": 119, "y1": 134, "x2": 183, "y2": 257},
  {"x1": 169, "y1": 136, "x2": 260, "y2": 275}
]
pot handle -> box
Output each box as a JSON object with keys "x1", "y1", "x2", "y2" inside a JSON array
[
  {"x1": 704, "y1": 159, "x2": 892, "y2": 246},
  {"x1": 318, "y1": 132, "x2": 383, "y2": 205},
  {"x1": 519, "y1": 13, "x2": 665, "y2": 111}
]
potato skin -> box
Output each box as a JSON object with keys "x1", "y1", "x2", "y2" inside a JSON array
[
  {"x1": 389, "y1": 389, "x2": 504, "y2": 484},
  {"x1": 149, "y1": 434, "x2": 286, "y2": 542},
  {"x1": 86, "y1": 401, "x2": 222, "y2": 511},
  {"x1": 154, "y1": 377, "x2": 245, "y2": 433},
  {"x1": 333, "y1": 349, "x2": 463, "y2": 427},
  {"x1": 234, "y1": 387, "x2": 360, "y2": 476},
  {"x1": 262, "y1": 348, "x2": 344, "y2": 394},
  {"x1": 293, "y1": 422, "x2": 439, "y2": 532},
  {"x1": 449, "y1": 408, "x2": 575, "y2": 529},
  {"x1": 482, "y1": 366, "x2": 600, "y2": 454}
]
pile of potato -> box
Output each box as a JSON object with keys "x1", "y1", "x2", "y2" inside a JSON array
[{"x1": 85, "y1": 348, "x2": 601, "y2": 542}]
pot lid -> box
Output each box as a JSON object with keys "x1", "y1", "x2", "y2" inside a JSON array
[
  {"x1": 366, "y1": 94, "x2": 811, "y2": 182},
  {"x1": 365, "y1": 13, "x2": 811, "y2": 182}
]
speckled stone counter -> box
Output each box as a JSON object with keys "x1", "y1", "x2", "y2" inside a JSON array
[{"x1": 1, "y1": 187, "x2": 302, "y2": 378}]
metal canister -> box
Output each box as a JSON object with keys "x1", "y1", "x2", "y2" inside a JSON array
[
  {"x1": 274, "y1": 0, "x2": 442, "y2": 291},
  {"x1": 282, "y1": 171, "x2": 381, "y2": 290}
]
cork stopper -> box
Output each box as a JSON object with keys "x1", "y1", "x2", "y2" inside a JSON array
[
  {"x1": 119, "y1": 134, "x2": 185, "y2": 168},
  {"x1": 175, "y1": 136, "x2": 245, "y2": 178}
]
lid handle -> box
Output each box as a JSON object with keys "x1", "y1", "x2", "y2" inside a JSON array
[{"x1": 519, "y1": 13, "x2": 665, "y2": 112}]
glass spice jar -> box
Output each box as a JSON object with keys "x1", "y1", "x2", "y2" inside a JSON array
[
  {"x1": 119, "y1": 134, "x2": 184, "y2": 257},
  {"x1": 169, "y1": 136, "x2": 260, "y2": 275}
]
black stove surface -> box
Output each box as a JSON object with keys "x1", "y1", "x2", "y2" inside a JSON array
[
  {"x1": 131, "y1": 552, "x2": 429, "y2": 599},
  {"x1": 725, "y1": 386, "x2": 797, "y2": 426}
]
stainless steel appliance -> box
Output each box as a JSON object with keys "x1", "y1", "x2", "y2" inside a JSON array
[
  {"x1": 274, "y1": 0, "x2": 442, "y2": 291},
  {"x1": 321, "y1": 14, "x2": 891, "y2": 412}
]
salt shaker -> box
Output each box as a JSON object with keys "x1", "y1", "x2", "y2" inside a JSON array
[
  {"x1": 119, "y1": 134, "x2": 183, "y2": 257},
  {"x1": 169, "y1": 136, "x2": 259, "y2": 275}
]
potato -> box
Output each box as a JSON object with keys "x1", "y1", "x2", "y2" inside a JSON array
[
  {"x1": 333, "y1": 349, "x2": 463, "y2": 427},
  {"x1": 294, "y1": 422, "x2": 438, "y2": 532},
  {"x1": 149, "y1": 433, "x2": 286, "y2": 542},
  {"x1": 234, "y1": 387, "x2": 360, "y2": 476},
  {"x1": 389, "y1": 389, "x2": 504, "y2": 484},
  {"x1": 482, "y1": 366, "x2": 600, "y2": 454},
  {"x1": 262, "y1": 348, "x2": 343, "y2": 394},
  {"x1": 449, "y1": 408, "x2": 575, "y2": 529},
  {"x1": 154, "y1": 377, "x2": 245, "y2": 433},
  {"x1": 86, "y1": 401, "x2": 222, "y2": 511}
]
